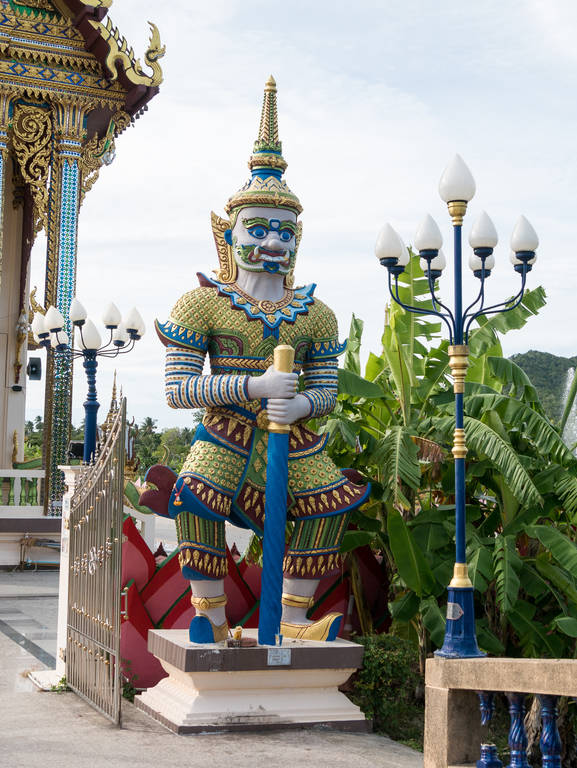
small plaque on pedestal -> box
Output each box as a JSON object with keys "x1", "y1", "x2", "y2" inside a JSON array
[{"x1": 136, "y1": 629, "x2": 370, "y2": 734}]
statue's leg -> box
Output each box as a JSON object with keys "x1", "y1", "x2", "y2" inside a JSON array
[
  {"x1": 280, "y1": 513, "x2": 349, "y2": 641},
  {"x1": 281, "y1": 576, "x2": 319, "y2": 624},
  {"x1": 177, "y1": 510, "x2": 229, "y2": 643}
]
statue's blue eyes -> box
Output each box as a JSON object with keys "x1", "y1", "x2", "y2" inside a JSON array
[
  {"x1": 246, "y1": 225, "x2": 293, "y2": 241},
  {"x1": 248, "y1": 226, "x2": 267, "y2": 239}
]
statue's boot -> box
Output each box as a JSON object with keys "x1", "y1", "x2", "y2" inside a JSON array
[
  {"x1": 189, "y1": 592, "x2": 228, "y2": 643},
  {"x1": 189, "y1": 615, "x2": 229, "y2": 644},
  {"x1": 280, "y1": 613, "x2": 342, "y2": 642},
  {"x1": 280, "y1": 590, "x2": 341, "y2": 641}
]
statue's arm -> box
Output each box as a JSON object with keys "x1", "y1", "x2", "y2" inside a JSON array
[
  {"x1": 298, "y1": 299, "x2": 344, "y2": 418},
  {"x1": 165, "y1": 345, "x2": 252, "y2": 409},
  {"x1": 300, "y1": 357, "x2": 339, "y2": 417}
]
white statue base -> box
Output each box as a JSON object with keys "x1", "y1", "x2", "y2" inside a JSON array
[{"x1": 136, "y1": 629, "x2": 370, "y2": 733}]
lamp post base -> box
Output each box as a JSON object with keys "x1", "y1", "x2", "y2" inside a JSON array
[{"x1": 435, "y1": 585, "x2": 485, "y2": 658}]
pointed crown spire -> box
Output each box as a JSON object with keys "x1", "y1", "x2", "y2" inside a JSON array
[{"x1": 225, "y1": 76, "x2": 302, "y2": 216}]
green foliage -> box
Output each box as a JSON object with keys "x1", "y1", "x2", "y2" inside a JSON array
[
  {"x1": 348, "y1": 633, "x2": 423, "y2": 749},
  {"x1": 133, "y1": 414, "x2": 201, "y2": 474},
  {"x1": 49, "y1": 676, "x2": 68, "y2": 693},
  {"x1": 23, "y1": 417, "x2": 83, "y2": 462}
]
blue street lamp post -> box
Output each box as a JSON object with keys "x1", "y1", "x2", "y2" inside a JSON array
[
  {"x1": 33, "y1": 299, "x2": 145, "y2": 463},
  {"x1": 376, "y1": 155, "x2": 539, "y2": 658}
]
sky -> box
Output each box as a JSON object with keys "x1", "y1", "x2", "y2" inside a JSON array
[{"x1": 26, "y1": 0, "x2": 577, "y2": 429}]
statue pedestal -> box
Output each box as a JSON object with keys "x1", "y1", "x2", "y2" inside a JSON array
[{"x1": 135, "y1": 629, "x2": 370, "y2": 733}]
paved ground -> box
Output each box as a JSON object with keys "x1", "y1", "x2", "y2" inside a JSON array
[{"x1": 0, "y1": 570, "x2": 423, "y2": 768}]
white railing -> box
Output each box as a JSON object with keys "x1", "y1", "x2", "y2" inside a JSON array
[{"x1": 0, "y1": 469, "x2": 45, "y2": 514}]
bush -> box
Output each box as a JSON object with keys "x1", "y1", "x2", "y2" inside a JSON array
[{"x1": 348, "y1": 633, "x2": 424, "y2": 750}]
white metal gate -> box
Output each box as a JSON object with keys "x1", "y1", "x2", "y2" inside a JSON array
[{"x1": 66, "y1": 399, "x2": 125, "y2": 724}]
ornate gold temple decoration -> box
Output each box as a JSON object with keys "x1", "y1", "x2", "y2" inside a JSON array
[
  {"x1": 88, "y1": 18, "x2": 165, "y2": 87},
  {"x1": 12, "y1": 430, "x2": 18, "y2": 466},
  {"x1": 79, "y1": 111, "x2": 130, "y2": 204},
  {"x1": 52, "y1": 0, "x2": 111, "y2": 14},
  {"x1": 449, "y1": 562, "x2": 473, "y2": 589},
  {"x1": 452, "y1": 428, "x2": 467, "y2": 460},
  {"x1": 11, "y1": 104, "x2": 52, "y2": 234},
  {"x1": 13, "y1": 310, "x2": 29, "y2": 385},
  {"x1": 211, "y1": 211, "x2": 236, "y2": 283},
  {"x1": 27, "y1": 287, "x2": 45, "y2": 348},
  {"x1": 447, "y1": 201, "x2": 468, "y2": 226},
  {"x1": 18, "y1": 0, "x2": 57, "y2": 10},
  {"x1": 448, "y1": 344, "x2": 469, "y2": 394}
]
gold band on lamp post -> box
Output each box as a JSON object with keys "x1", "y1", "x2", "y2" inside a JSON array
[
  {"x1": 447, "y1": 200, "x2": 468, "y2": 226},
  {"x1": 448, "y1": 344, "x2": 469, "y2": 393},
  {"x1": 267, "y1": 344, "x2": 295, "y2": 434},
  {"x1": 450, "y1": 562, "x2": 472, "y2": 588},
  {"x1": 452, "y1": 428, "x2": 467, "y2": 460}
]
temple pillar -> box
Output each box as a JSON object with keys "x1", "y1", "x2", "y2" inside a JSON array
[{"x1": 43, "y1": 102, "x2": 85, "y2": 514}]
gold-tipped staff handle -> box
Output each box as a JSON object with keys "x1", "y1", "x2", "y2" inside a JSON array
[{"x1": 268, "y1": 344, "x2": 295, "y2": 434}]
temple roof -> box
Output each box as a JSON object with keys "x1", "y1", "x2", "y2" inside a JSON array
[{"x1": 0, "y1": 0, "x2": 164, "y2": 127}]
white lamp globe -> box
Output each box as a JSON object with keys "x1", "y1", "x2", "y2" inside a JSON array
[
  {"x1": 510, "y1": 249, "x2": 537, "y2": 266},
  {"x1": 510, "y1": 215, "x2": 539, "y2": 252},
  {"x1": 69, "y1": 298, "x2": 87, "y2": 324},
  {"x1": 31, "y1": 313, "x2": 46, "y2": 338},
  {"x1": 414, "y1": 214, "x2": 443, "y2": 251},
  {"x1": 102, "y1": 302, "x2": 122, "y2": 329},
  {"x1": 50, "y1": 330, "x2": 69, "y2": 349},
  {"x1": 421, "y1": 248, "x2": 446, "y2": 273},
  {"x1": 112, "y1": 322, "x2": 129, "y2": 346},
  {"x1": 469, "y1": 211, "x2": 498, "y2": 249},
  {"x1": 375, "y1": 223, "x2": 403, "y2": 262},
  {"x1": 80, "y1": 318, "x2": 102, "y2": 350},
  {"x1": 397, "y1": 235, "x2": 410, "y2": 267},
  {"x1": 438, "y1": 154, "x2": 476, "y2": 203},
  {"x1": 470, "y1": 252, "x2": 496, "y2": 271},
  {"x1": 44, "y1": 305, "x2": 65, "y2": 332},
  {"x1": 124, "y1": 307, "x2": 143, "y2": 334}
]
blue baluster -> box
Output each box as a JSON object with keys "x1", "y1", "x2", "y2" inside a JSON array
[
  {"x1": 478, "y1": 743, "x2": 503, "y2": 768},
  {"x1": 539, "y1": 694, "x2": 561, "y2": 768},
  {"x1": 506, "y1": 693, "x2": 530, "y2": 768},
  {"x1": 478, "y1": 691, "x2": 496, "y2": 726}
]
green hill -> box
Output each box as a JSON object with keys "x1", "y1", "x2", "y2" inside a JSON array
[{"x1": 510, "y1": 350, "x2": 577, "y2": 422}]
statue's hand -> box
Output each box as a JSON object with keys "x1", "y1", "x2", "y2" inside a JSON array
[
  {"x1": 247, "y1": 365, "x2": 299, "y2": 400},
  {"x1": 267, "y1": 394, "x2": 311, "y2": 425}
]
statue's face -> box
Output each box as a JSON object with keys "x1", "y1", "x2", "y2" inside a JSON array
[{"x1": 230, "y1": 206, "x2": 297, "y2": 276}]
